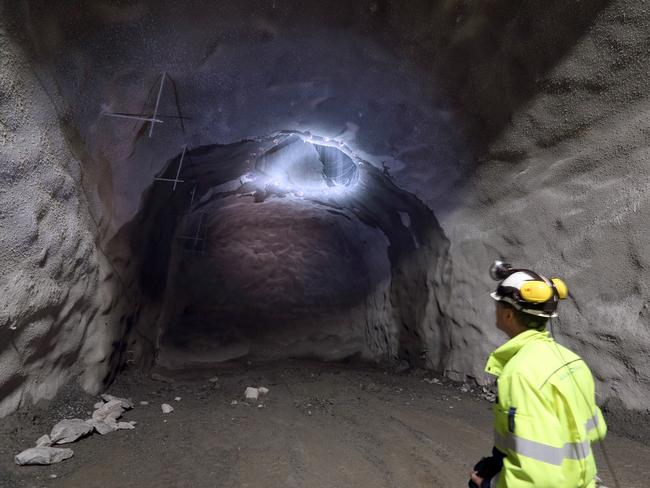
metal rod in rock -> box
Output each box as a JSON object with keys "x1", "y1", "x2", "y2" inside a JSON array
[
  {"x1": 103, "y1": 112, "x2": 164, "y2": 124},
  {"x1": 177, "y1": 213, "x2": 205, "y2": 249},
  {"x1": 149, "y1": 72, "x2": 166, "y2": 138},
  {"x1": 173, "y1": 145, "x2": 187, "y2": 191},
  {"x1": 154, "y1": 177, "x2": 186, "y2": 183},
  {"x1": 193, "y1": 213, "x2": 204, "y2": 247}
]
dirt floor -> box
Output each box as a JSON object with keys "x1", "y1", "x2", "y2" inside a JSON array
[{"x1": 1, "y1": 360, "x2": 649, "y2": 488}]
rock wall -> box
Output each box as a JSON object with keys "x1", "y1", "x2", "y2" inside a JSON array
[
  {"x1": 414, "y1": 0, "x2": 650, "y2": 415},
  {"x1": 0, "y1": 14, "x2": 130, "y2": 418},
  {"x1": 2, "y1": 0, "x2": 650, "y2": 421}
]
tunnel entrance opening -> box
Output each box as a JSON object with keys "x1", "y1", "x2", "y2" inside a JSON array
[
  {"x1": 121, "y1": 132, "x2": 451, "y2": 372},
  {"x1": 156, "y1": 195, "x2": 387, "y2": 368}
]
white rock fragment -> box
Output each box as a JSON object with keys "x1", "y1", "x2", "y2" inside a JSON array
[
  {"x1": 258, "y1": 387, "x2": 269, "y2": 396},
  {"x1": 140, "y1": 401, "x2": 149, "y2": 406},
  {"x1": 423, "y1": 378, "x2": 441, "y2": 385},
  {"x1": 174, "y1": 397, "x2": 181, "y2": 401},
  {"x1": 100, "y1": 394, "x2": 134, "y2": 410},
  {"x1": 244, "y1": 387, "x2": 259, "y2": 401},
  {"x1": 208, "y1": 376, "x2": 219, "y2": 383},
  {"x1": 85, "y1": 419, "x2": 116, "y2": 435},
  {"x1": 116, "y1": 422, "x2": 136, "y2": 430},
  {"x1": 93, "y1": 402, "x2": 105, "y2": 409},
  {"x1": 36, "y1": 434, "x2": 52, "y2": 447},
  {"x1": 15, "y1": 447, "x2": 74, "y2": 466},
  {"x1": 50, "y1": 419, "x2": 93, "y2": 444},
  {"x1": 231, "y1": 400, "x2": 238, "y2": 405},
  {"x1": 161, "y1": 403, "x2": 174, "y2": 414},
  {"x1": 92, "y1": 399, "x2": 125, "y2": 424}
]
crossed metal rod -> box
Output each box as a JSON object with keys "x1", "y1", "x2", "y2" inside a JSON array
[{"x1": 154, "y1": 144, "x2": 187, "y2": 191}]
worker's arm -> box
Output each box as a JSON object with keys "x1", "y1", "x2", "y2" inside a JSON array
[
  {"x1": 587, "y1": 405, "x2": 607, "y2": 443},
  {"x1": 580, "y1": 362, "x2": 607, "y2": 443},
  {"x1": 494, "y1": 373, "x2": 566, "y2": 488}
]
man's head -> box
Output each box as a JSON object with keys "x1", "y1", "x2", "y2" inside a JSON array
[
  {"x1": 495, "y1": 301, "x2": 549, "y2": 338},
  {"x1": 489, "y1": 260, "x2": 568, "y2": 337}
]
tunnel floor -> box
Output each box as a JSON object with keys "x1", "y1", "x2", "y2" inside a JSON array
[{"x1": 1, "y1": 361, "x2": 647, "y2": 488}]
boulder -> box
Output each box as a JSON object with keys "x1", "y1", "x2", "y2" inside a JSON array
[
  {"x1": 100, "y1": 394, "x2": 134, "y2": 410},
  {"x1": 92, "y1": 399, "x2": 124, "y2": 423},
  {"x1": 244, "y1": 387, "x2": 259, "y2": 401},
  {"x1": 50, "y1": 419, "x2": 93, "y2": 444},
  {"x1": 15, "y1": 447, "x2": 74, "y2": 466},
  {"x1": 85, "y1": 419, "x2": 116, "y2": 435},
  {"x1": 35, "y1": 434, "x2": 52, "y2": 447}
]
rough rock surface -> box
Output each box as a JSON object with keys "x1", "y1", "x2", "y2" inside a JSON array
[
  {"x1": 419, "y1": 0, "x2": 650, "y2": 414},
  {"x1": 14, "y1": 446, "x2": 74, "y2": 466},
  {"x1": 0, "y1": 12, "x2": 131, "y2": 419},
  {"x1": 50, "y1": 419, "x2": 93, "y2": 444},
  {"x1": 100, "y1": 394, "x2": 135, "y2": 410},
  {"x1": 35, "y1": 434, "x2": 52, "y2": 447},
  {"x1": 85, "y1": 419, "x2": 116, "y2": 435},
  {"x1": 92, "y1": 399, "x2": 125, "y2": 424},
  {"x1": 0, "y1": 0, "x2": 649, "y2": 422}
]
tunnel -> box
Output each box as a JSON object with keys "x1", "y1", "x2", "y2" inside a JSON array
[
  {"x1": 2, "y1": 0, "x2": 650, "y2": 486},
  {"x1": 129, "y1": 131, "x2": 448, "y2": 368}
]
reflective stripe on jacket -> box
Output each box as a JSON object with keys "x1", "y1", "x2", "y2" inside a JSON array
[{"x1": 485, "y1": 329, "x2": 606, "y2": 488}]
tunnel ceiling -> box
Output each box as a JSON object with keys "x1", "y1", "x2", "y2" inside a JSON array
[{"x1": 2, "y1": 0, "x2": 650, "y2": 424}]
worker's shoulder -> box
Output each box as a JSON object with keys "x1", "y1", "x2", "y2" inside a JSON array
[{"x1": 503, "y1": 337, "x2": 585, "y2": 384}]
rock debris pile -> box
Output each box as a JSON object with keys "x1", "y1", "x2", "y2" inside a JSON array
[{"x1": 14, "y1": 394, "x2": 136, "y2": 466}]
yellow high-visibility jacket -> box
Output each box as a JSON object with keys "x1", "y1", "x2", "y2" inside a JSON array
[{"x1": 485, "y1": 329, "x2": 606, "y2": 488}]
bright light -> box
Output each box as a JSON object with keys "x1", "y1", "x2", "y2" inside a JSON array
[{"x1": 251, "y1": 132, "x2": 361, "y2": 198}]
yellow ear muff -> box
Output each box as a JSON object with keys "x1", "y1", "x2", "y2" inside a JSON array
[
  {"x1": 520, "y1": 281, "x2": 554, "y2": 303},
  {"x1": 551, "y1": 278, "x2": 568, "y2": 299}
]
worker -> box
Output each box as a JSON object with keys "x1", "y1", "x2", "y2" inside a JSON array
[{"x1": 469, "y1": 261, "x2": 607, "y2": 488}]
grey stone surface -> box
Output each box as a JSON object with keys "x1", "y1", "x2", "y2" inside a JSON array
[
  {"x1": 85, "y1": 419, "x2": 116, "y2": 435},
  {"x1": 100, "y1": 394, "x2": 135, "y2": 410},
  {"x1": 35, "y1": 435, "x2": 52, "y2": 447},
  {"x1": 244, "y1": 388, "x2": 259, "y2": 402},
  {"x1": 0, "y1": 0, "x2": 649, "y2": 422},
  {"x1": 14, "y1": 447, "x2": 74, "y2": 466},
  {"x1": 0, "y1": 14, "x2": 131, "y2": 419},
  {"x1": 92, "y1": 399, "x2": 125, "y2": 424},
  {"x1": 50, "y1": 419, "x2": 93, "y2": 444}
]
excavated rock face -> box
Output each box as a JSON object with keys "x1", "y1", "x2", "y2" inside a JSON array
[
  {"x1": 124, "y1": 134, "x2": 449, "y2": 367},
  {"x1": 1, "y1": 0, "x2": 650, "y2": 423},
  {"x1": 0, "y1": 11, "x2": 131, "y2": 418}
]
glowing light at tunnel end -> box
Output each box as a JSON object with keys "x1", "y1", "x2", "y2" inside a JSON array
[{"x1": 246, "y1": 130, "x2": 363, "y2": 199}]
